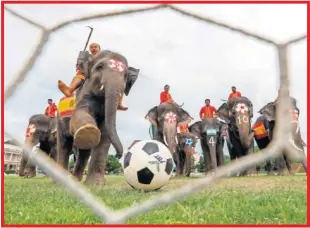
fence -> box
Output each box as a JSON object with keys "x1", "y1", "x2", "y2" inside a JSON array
[{"x1": 3, "y1": 4, "x2": 307, "y2": 224}]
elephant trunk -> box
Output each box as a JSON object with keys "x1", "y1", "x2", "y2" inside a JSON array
[
  {"x1": 207, "y1": 139, "x2": 217, "y2": 171},
  {"x1": 237, "y1": 114, "x2": 254, "y2": 149},
  {"x1": 104, "y1": 85, "x2": 123, "y2": 159},
  {"x1": 163, "y1": 122, "x2": 177, "y2": 153}
]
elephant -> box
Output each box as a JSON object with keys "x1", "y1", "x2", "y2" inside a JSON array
[
  {"x1": 56, "y1": 50, "x2": 139, "y2": 185},
  {"x1": 217, "y1": 97, "x2": 256, "y2": 176},
  {"x1": 145, "y1": 102, "x2": 194, "y2": 175},
  {"x1": 18, "y1": 114, "x2": 57, "y2": 178},
  {"x1": 252, "y1": 99, "x2": 307, "y2": 175},
  {"x1": 188, "y1": 117, "x2": 227, "y2": 174},
  {"x1": 176, "y1": 131, "x2": 198, "y2": 177}
]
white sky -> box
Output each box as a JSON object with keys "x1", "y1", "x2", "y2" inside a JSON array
[{"x1": 4, "y1": 4, "x2": 307, "y2": 156}]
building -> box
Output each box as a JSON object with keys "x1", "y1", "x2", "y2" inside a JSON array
[{"x1": 4, "y1": 142, "x2": 22, "y2": 171}]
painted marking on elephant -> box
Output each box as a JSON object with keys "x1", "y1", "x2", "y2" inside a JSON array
[
  {"x1": 26, "y1": 124, "x2": 36, "y2": 138},
  {"x1": 208, "y1": 136, "x2": 216, "y2": 147},
  {"x1": 185, "y1": 137, "x2": 193, "y2": 146},
  {"x1": 237, "y1": 115, "x2": 249, "y2": 125},
  {"x1": 164, "y1": 112, "x2": 177, "y2": 124},
  {"x1": 235, "y1": 103, "x2": 248, "y2": 114},
  {"x1": 58, "y1": 95, "x2": 76, "y2": 118},
  {"x1": 206, "y1": 128, "x2": 217, "y2": 136},
  {"x1": 108, "y1": 59, "x2": 126, "y2": 73},
  {"x1": 252, "y1": 121, "x2": 268, "y2": 139}
]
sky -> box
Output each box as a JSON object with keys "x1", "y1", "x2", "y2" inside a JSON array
[{"x1": 4, "y1": 4, "x2": 307, "y2": 156}]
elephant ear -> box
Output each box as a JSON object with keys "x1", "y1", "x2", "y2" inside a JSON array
[
  {"x1": 124, "y1": 67, "x2": 140, "y2": 96},
  {"x1": 259, "y1": 102, "x2": 276, "y2": 121},
  {"x1": 217, "y1": 103, "x2": 230, "y2": 119},
  {"x1": 145, "y1": 106, "x2": 158, "y2": 127},
  {"x1": 189, "y1": 121, "x2": 202, "y2": 139},
  {"x1": 178, "y1": 108, "x2": 194, "y2": 125}
]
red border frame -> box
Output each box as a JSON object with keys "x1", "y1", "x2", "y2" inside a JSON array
[{"x1": 1, "y1": 1, "x2": 309, "y2": 227}]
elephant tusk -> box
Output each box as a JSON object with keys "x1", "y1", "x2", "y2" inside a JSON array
[
  {"x1": 163, "y1": 135, "x2": 168, "y2": 146},
  {"x1": 288, "y1": 133, "x2": 303, "y2": 153},
  {"x1": 100, "y1": 84, "x2": 104, "y2": 91},
  {"x1": 175, "y1": 136, "x2": 178, "y2": 144}
]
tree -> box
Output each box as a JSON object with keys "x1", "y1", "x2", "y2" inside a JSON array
[
  {"x1": 106, "y1": 155, "x2": 122, "y2": 173},
  {"x1": 196, "y1": 156, "x2": 205, "y2": 173}
]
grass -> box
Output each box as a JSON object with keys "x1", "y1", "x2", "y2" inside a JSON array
[{"x1": 4, "y1": 174, "x2": 307, "y2": 225}]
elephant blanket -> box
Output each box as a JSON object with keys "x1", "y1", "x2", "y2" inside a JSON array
[{"x1": 57, "y1": 95, "x2": 77, "y2": 119}]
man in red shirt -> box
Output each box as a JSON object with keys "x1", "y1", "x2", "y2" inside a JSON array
[
  {"x1": 199, "y1": 99, "x2": 217, "y2": 120},
  {"x1": 228, "y1": 86, "x2": 242, "y2": 100},
  {"x1": 44, "y1": 99, "x2": 57, "y2": 118},
  {"x1": 160, "y1": 84, "x2": 174, "y2": 104}
]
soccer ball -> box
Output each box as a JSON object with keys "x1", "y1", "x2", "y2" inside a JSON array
[{"x1": 123, "y1": 140, "x2": 175, "y2": 191}]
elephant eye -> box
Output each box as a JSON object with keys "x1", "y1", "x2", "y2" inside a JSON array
[{"x1": 96, "y1": 64, "x2": 104, "y2": 71}]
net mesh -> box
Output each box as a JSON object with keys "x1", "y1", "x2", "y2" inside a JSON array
[{"x1": 3, "y1": 4, "x2": 307, "y2": 224}]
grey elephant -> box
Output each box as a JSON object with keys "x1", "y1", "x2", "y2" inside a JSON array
[
  {"x1": 145, "y1": 102, "x2": 194, "y2": 175},
  {"x1": 56, "y1": 50, "x2": 139, "y2": 185},
  {"x1": 252, "y1": 98, "x2": 307, "y2": 175},
  {"x1": 176, "y1": 131, "x2": 198, "y2": 177},
  {"x1": 189, "y1": 118, "x2": 227, "y2": 174},
  {"x1": 217, "y1": 97, "x2": 256, "y2": 176},
  {"x1": 18, "y1": 114, "x2": 57, "y2": 178}
]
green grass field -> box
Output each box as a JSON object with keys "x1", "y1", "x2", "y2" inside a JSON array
[{"x1": 4, "y1": 174, "x2": 307, "y2": 225}]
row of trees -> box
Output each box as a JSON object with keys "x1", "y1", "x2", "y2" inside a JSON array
[{"x1": 69, "y1": 155, "x2": 123, "y2": 174}]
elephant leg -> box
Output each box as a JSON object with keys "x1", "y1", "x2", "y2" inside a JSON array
[
  {"x1": 283, "y1": 152, "x2": 294, "y2": 175},
  {"x1": 216, "y1": 142, "x2": 224, "y2": 167},
  {"x1": 72, "y1": 149, "x2": 91, "y2": 181},
  {"x1": 18, "y1": 150, "x2": 29, "y2": 177},
  {"x1": 173, "y1": 153, "x2": 181, "y2": 176},
  {"x1": 275, "y1": 154, "x2": 289, "y2": 176},
  {"x1": 185, "y1": 152, "x2": 191, "y2": 177},
  {"x1": 178, "y1": 150, "x2": 185, "y2": 176},
  {"x1": 58, "y1": 137, "x2": 73, "y2": 170},
  {"x1": 85, "y1": 130, "x2": 110, "y2": 186},
  {"x1": 70, "y1": 109, "x2": 101, "y2": 150},
  {"x1": 265, "y1": 160, "x2": 275, "y2": 175},
  {"x1": 246, "y1": 141, "x2": 256, "y2": 176},
  {"x1": 24, "y1": 136, "x2": 40, "y2": 178}
]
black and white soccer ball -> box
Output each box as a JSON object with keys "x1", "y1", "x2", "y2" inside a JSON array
[{"x1": 123, "y1": 140, "x2": 175, "y2": 191}]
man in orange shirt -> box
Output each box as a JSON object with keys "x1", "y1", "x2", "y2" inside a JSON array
[
  {"x1": 57, "y1": 42, "x2": 128, "y2": 111},
  {"x1": 160, "y1": 84, "x2": 174, "y2": 104},
  {"x1": 228, "y1": 86, "x2": 242, "y2": 100},
  {"x1": 199, "y1": 99, "x2": 217, "y2": 120},
  {"x1": 44, "y1": 99, "x2": 58, "y2": 118}
]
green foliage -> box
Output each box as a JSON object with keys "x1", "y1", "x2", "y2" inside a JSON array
[
  {"x1": 106, "y1": 155, "x2": 122, "y2": 173},
  {"x1": 4, "y1": 170, "x2": 16, "y2": 174},
  {"x1": 4, "y1": 175, "x2": 306, "y2": 224},
  {"x1": 224, "y1": 155, "x2": 231, "y2": 165}
]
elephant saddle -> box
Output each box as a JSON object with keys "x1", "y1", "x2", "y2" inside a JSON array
[
  {"x1": 252, "y1": 121, "x2": 268, "y2": 139},
  {"x1": 57, "y1": 95, "x2": 76, "y2": 118}
]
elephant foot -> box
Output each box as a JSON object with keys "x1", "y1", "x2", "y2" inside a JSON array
[
  {"x1": 25, "y1": 168, "x2": 36, "y2": 178},
  {"x1": 267, "y1": 171, "x2": 276, "y2": 176},
  {"x1": 289, "y1": 171, "x2": 295, "y2": 176},
  {"x1": 278, "y1": 170, "x2": 290, "y2": 176},
  {"x1": 70, "y1": 174, "x2": 82, "y2": 182},
  {"x1": 84, "y1": 173, "x2": 106, "y2": 186},
  {"x1": 74, "y1": 124, "x2": 101, "y2": 149},
  {"x1": 18, "y1": 171, "x2": 25, "y2": 177}
]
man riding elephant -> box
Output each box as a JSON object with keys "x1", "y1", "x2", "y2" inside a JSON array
[
  {"x1": 56, "y1": 49, "x2": 139, "y2": 185},
  {"x1": 57, "y1": 43, "x2": 129, "y2": 111}
]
